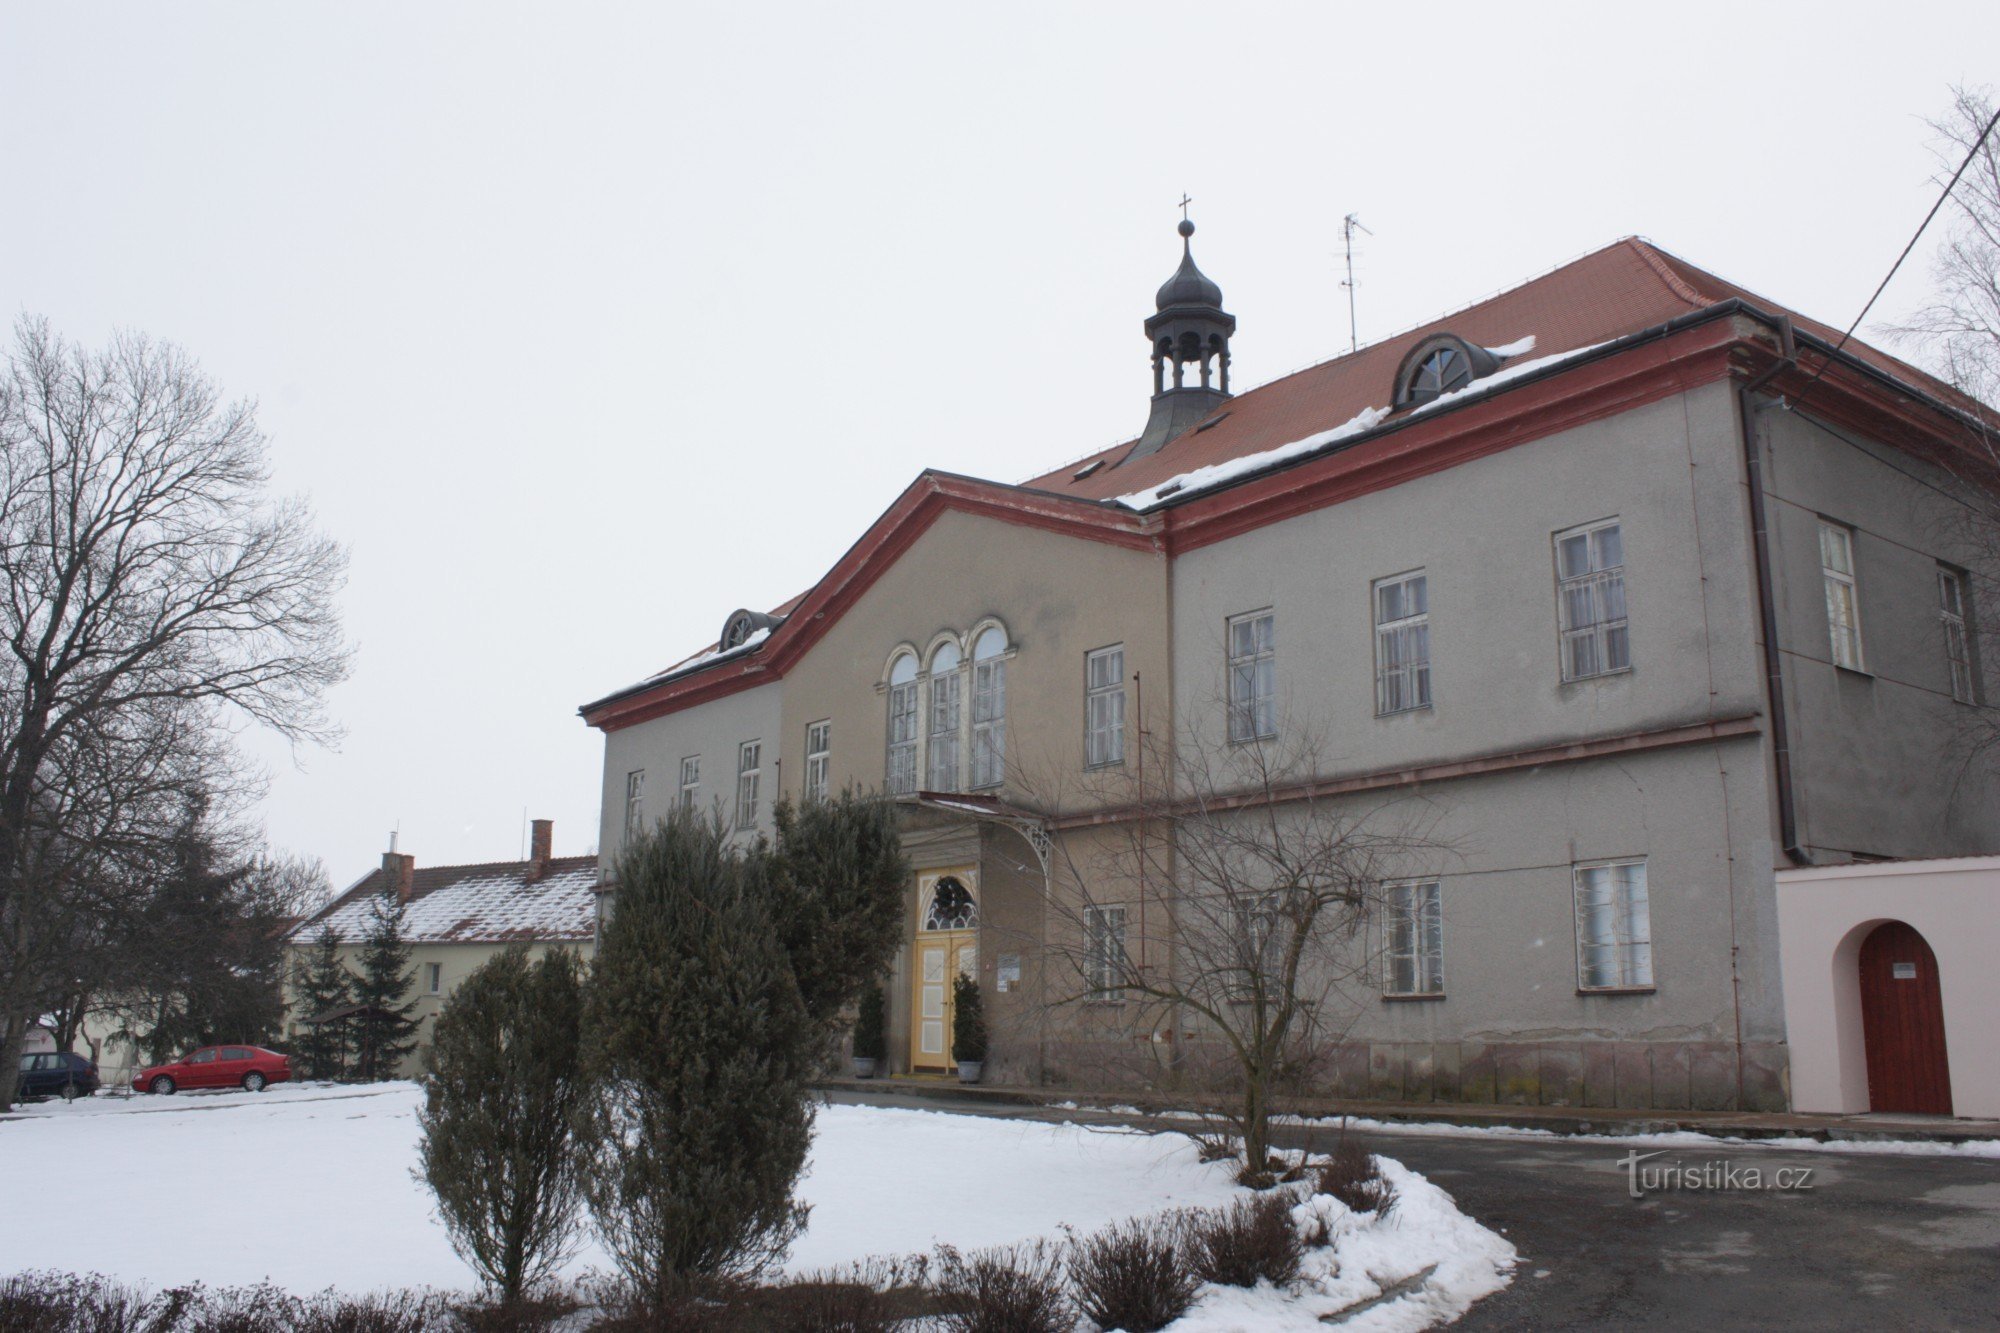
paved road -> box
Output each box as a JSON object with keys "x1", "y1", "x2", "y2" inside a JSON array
[{"x1": 828, "y1": 1090, "x2": 2000, "y2": 1331}]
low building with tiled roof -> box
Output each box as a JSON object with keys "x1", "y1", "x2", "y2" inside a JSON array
[
  {"x1": 581, "y1": 225, "x2": 2000, "y2": 1116},
  {"x1": 284, "y1": 819, "x2": 595, "y2": 1075}
]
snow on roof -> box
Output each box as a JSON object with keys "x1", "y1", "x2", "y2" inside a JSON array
[
  {"x1": 292, "y1": 855, "x2": 598, "y2": 945},
  {"x1": 1112, "y1": 337, "x2": 1600, "y2": 510}
]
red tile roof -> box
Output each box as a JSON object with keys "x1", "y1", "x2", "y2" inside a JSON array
[
  {"x1": 292, "y1": 855, "x2": 599, "y2": 945},
  {"x1": 1021, "y1": 237, "x2": 1986, "y2": 504}
]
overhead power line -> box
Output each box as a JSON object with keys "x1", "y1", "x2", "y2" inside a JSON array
[{"x1": 1793, "y1": 102, "x2": 2000, "y2": 410}]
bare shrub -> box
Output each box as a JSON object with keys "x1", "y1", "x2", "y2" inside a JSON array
[
  {"x1": 1317, "y1": 1135, "x2": 1399, "y2": 1220},
  {"x1": 0, "y1": 1271, "x2": 172, "y2": 1333},
  {"x1": 1186, "y1": 1194, "x2": 1304, "y2": 1289},
  {"x1": 1067, "y1": 1214, "x2": 1200, "y2": 1333},
  {"x1": 933, "y1": 1242, "x2": 1072, "y2": 1333}
]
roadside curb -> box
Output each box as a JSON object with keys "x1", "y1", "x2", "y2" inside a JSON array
[{"x1": 813, "y1": 1077, "x2": 2000, "y2": 1146}]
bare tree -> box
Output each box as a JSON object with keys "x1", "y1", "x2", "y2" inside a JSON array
[
  {"x1": 0, "y1": 317, "x2": 349, "y2": 1107},
  {"x1": 1020, "y1": 716, "x2": 1447, "y2": 1181}
]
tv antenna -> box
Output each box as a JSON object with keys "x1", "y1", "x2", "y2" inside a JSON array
[{"x1": 1340, "y1": 213, "x2": 1372, "y2": 354}]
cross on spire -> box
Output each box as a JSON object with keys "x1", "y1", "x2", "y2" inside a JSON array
[{"x1": 1179, "y1": 193, "x2": 1193, "y2": 220}]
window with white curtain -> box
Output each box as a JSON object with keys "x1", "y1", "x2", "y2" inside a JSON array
[
  {"x1": 678, "y1": 756, "x2": 699, "y2": 812},
  {"x1": 805, "y1": 720, "x2": 831, "y2": 802},
  {"x1": 928, "y1": 641, "x2": 963, "y2": 791},
  {"x1": 1940, "y1": 567, "x2": 1975, "y2": 703},
  {"x1": 886, "y1": 653, "x2": 918, "y2": 794},
  {"x1": 1227, "y1": 611, "x2": 1276, "y2": 742},
  {"x1": 735, "y1": 740, "x2": 761, "y2": 830},
  {"x1": 1085, "y1": 904, "x2": 1127, "y2": 1000},
  {"x1": 1383, "y1": 881, "x2": 1444, "y2": 996},
  {"x1": 1085, "y1": 645, "x2": 1125, "y2": 767},
  {"x1": 970, "y1": 627, "x2": 1007, "y2": 788},
  {"x1": 1373, "y1": 571, "x2": 1431, "y2": 714},
  {"x1": 1574, "y1": 860, "x2": 1652, "y2": 990},
  {"x1": 1819, "y1": 521, "x2": 1864, "y2": 670},
  {"x1": 1555, "y1": 520, "x2": 1629, "y2": 681},
  {"x1": 624, "y1": 769, "x2": 646, "y2": 838}
]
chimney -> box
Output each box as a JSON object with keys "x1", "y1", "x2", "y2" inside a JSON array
[
  {"x1": 381, "y1": 850, "x2": 415, "y2": 905},
  {"x1": 528, "y1": 818, "x2": 553, "y2": 882}
]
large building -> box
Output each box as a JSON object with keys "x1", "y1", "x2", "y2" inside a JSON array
[{"x1": 581, "y1": 229, "x2": 2000, "y2": 1113}]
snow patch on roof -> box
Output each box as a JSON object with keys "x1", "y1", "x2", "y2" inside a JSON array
[
  {"x1": 294, "y1": 861, "x2": 598, "y2": 945},
  {"x1": 1113, "y1": 337, "x2": 1606, "y2": 511},
  {"x1": 630, "y1": 626, "x2": 772, "y2": 692}
]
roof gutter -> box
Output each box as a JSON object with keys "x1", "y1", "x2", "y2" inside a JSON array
[{"x1": 1735, "y1": 314, "x2": 1811, "y2": 867}]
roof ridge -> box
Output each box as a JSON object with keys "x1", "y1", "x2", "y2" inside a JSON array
[{"x1": 1621, "y1": 237, "x2": 1710, "y2": 309}]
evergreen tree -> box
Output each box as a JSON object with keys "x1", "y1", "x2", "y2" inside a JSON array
[
  {"x1": 350, "y1": 892, "x2": 421, "y2": 1081},
  {"x1": 291, "y1": 927, "x2": 353, "y2": 1080},
  {"x1": 419, "y1": 945, "x2": 588, "y2": 1303},
  {"x1": 771, "y1": 790, "x2": 910, "y2": 1048}
]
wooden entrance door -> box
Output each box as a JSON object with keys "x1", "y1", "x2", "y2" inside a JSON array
[
  {"x1": 1858, "y1": 921, "x2": 1952, "y2": 1115},
  {"x1": 911, "y1": 872, "x2": 978, "y2": 1073}
]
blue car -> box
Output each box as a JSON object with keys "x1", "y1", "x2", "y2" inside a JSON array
[{"x1": 16, "y1": 1051, "x2": 100, "y2": 1101}]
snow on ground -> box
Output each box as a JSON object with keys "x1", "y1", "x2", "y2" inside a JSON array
[
  {"x1": 0, "y1": 1083, "x2": 1242, "y2": 1292},
  {"x1": 0, "y1": 1083, "x2": 1517, "y2": 1330},
  {"x1": 1272, "y1": 1112, "x2": 2000, "y2": 1160}
]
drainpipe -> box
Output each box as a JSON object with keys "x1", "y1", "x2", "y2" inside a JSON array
[{"x1": 1736, "y1": 314, "x2": 1811, "y2": 868}]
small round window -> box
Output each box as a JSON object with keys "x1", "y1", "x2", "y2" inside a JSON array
[
  {"x1": 922, "y1": 876, "x2": 978, "y2": 931},
  {"x1": 1393, "y1": 334, "x2": 1499, "y2": 408}
]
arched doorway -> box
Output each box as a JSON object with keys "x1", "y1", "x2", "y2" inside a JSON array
[
  {"x1": 1858, "y1": 921, "x2": 1952, "y2": 1115},
  {"x1": 911, "y1": 871, "x2": 978, "y2": 1074}
]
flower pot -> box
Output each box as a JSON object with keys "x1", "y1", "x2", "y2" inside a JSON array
[
  {"x1": 957, "y1": 1060, "x2": 984, "y2": 1084},
  {"x1": 852, "y1": 1057, "x2": 878, "y2": 1079}
]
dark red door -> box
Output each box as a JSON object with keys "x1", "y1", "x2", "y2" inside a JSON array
[{"x1": 1858, "y1": 922, "x2": 1952, "y2": 1115}]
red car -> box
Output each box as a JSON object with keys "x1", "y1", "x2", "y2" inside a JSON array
[{"x1": 133, "y1": 1045, "x2": 292, "y2": 1095}]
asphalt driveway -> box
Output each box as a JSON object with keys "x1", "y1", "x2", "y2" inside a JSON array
[{"x1": 828, "y1": 1089, "x2": 2000, "y2": 1331}]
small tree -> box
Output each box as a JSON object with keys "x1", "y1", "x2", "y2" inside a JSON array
[
  {"x1": 291, "y1": 927, "x2": 353, "y2": 1081},
  {"x1": 580, "y1": 795, "x2": 906, "y2": 1305},
  {"x1": 418, "y1": 945, "x2": 588, "y2": 1304},
  {"x1": 852, "y1": 983, "x2": 886, "y2": 1065},
  {"x1": 350, "y1": 894, "x2": 421, "y2": 1081},
  {"x1": 581, "y1": 811, "x2": 816, "y2": 1303},
  {"x1": 951, "y1": 972, "x2": 987, "y2": 1067}
]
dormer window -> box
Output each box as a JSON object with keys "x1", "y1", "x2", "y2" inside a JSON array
[
  {"x1": 719, "y1": 608, "x2": 779, "y2": 652},
  {"x1": 1392, "y1": 334, "x2": 1502, "y2": 408}
]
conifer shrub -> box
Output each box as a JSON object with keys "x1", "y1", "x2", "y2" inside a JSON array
[
  {"x1": 950, "y1": 972, "x2": 987, "y2": 1066},
  {"x1": 1067, "y1": 1213, "x2": 1200, "y2": 1333},
  {"x1": 351, "y1": 893, "x2": 422, "y2": 1081},
  {"x1": 291, "y1": 928, "x2": 354, "y2": 1081},
  {"x1": 851, "y1": 984, "x2": 887, "y2": 1066},
  {"x1": 418, "y1": 945, "x2": 589, "y2": 1305},
  {"x1": 1185, "y1": 1193, "x2": 1304, "y2": 1289},
  {"x1": 579, "y1": 797, "x2": 907, "y2": 1307}
]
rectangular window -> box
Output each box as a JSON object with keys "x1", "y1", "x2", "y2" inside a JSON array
[
  {"x1": 1819, "y1": 521, "x2": 1864, "y2": 670},
  {"x1": 425, "y1": 962, "x2": 442, "y2": 995},
  {"x1": 1574, "y1": 860, "x2": 1653, "y2": 990},
  {"x1": 1939, "y1": 567, "x2": 1974, "y2": 703},
  {"x1": 678, "y1": 756, "x2": 699, "y2": 812},
  {"x1": 1234, "y1": 893, "x2": 1283, "y2": 995},
  {"x1": 1226, "y1": 611, "x2": 1277, "y2": 742},
  {"x1": 1383, "y1": 881, "x2": 1444, "y2": 996},
  {"x1": 1084, "y1": 905, "x2": 1128, "y2": 1001},
  {"x1": 971, "y1": 657, "x2": 1006, "y2": 788},
  {"x1": 1085, "y1": 646, "x2": 1126, "y2": 767},
  {"x1": 1555, "y1": 520, "x2": 1629, "y2": 681},
  {"x1": 1373, "y1": 571, "x2": 1431, "y2": 714},
  {"x1": 735, "y1": 740, "x2": 761, "y2": 830},
  {"x1": 624, "y1": 769, "x2": 646, "y2": 838},
  {"x1": 928, "y1": 668, "x2": 962, "y2": 791},
  {"x1": 805, "y1": 720, "x2": 831, "y2": 802},
  {"x1": 887, "y1": 679, "x2": 919, "y2": 795}
]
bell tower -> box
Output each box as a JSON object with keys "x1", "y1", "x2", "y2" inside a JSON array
[{"x1": 1131, "y1": 217, "x2": 1236, "y2": 459}]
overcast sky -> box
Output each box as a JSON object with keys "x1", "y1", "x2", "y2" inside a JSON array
[{"x1": 2, "y1": 4, "x2": 1994, "y2": 888}]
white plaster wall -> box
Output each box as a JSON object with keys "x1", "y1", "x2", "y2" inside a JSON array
[{"x1": 1776, "y1": 857, "x2": 2000, "y2": 1118}]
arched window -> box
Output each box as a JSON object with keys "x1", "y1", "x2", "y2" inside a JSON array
[
  {"x1": 970, "y1": 626, "x2": 1007, "y2": 788},
  {"x1": 922, "y1": 876, "x2": 979, "y2": 931},
  {"x1": 886, "y1": 651, "x2": 919, "y2": 794},
  {"x1": 928, "y1": 641, "x2": 962, "y2": 791},
  {"x1": 1392, "y1": 334, "x2": 1500, "y2": 408}
]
